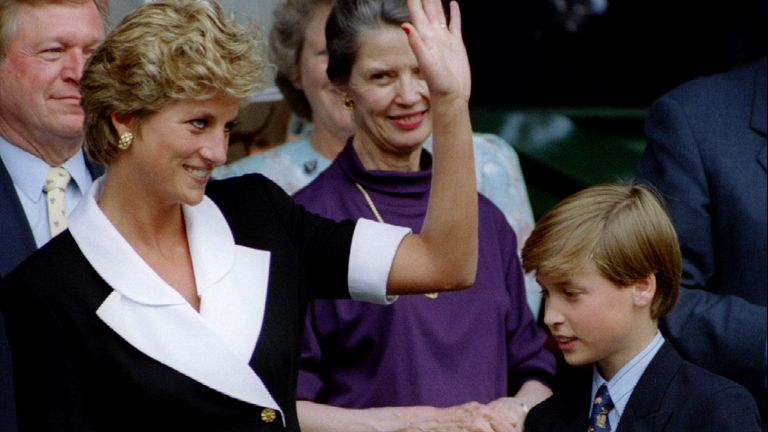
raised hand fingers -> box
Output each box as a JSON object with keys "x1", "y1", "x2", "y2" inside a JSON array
[
  {"x1": 422, "y1": 0, "x2": 447, "y2": 28},
  {"x1": 407, "y1": 0, "x2": 451, "y2": 32},
  {"x1": 448, "y1": 1, "x2": 461, "y2": 35},
  {"x1": 402, "y1": 0, "x2": 470, "y2": 101},
  {"x1": 406, "y1": 0, "x2": 429, "y2": 30}
]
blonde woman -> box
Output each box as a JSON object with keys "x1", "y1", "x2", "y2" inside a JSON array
[{"x1": 0, "y1": 0, "x2": 478, "y2": 430}]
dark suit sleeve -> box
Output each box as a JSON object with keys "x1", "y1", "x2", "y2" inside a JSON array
[
  {"x1": 637, "y1": 94, "x2": 767, "y2": 403},
  {"x1": 0, "y1": 274, "x2": 92, "y2": 432},
  {"x1": 523, "y1": 401, "x2": 551, "y2": 432}
]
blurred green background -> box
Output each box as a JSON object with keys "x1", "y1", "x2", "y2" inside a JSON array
[{"x1": 471, "y1": 107, "x2": 646, "y2": 219}]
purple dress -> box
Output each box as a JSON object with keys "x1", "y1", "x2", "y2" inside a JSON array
[{"x1": 293, "y1": 142, "x2": 555, "y2": 407}]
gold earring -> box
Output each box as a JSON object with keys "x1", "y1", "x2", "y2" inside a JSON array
[
  {"x1": 117, "y1": 131, "x2": 134, "y2": 150},
  {"x1": 342, "y1": 94, "x2": 354, "y2": 111}
]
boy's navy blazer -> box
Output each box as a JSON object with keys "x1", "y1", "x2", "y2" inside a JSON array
[{"x1": 524, "y1": 342, "x2": 762, "y2": 432}]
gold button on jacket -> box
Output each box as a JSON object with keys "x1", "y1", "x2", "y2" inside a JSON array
[{"x1": 261, "y1": 408, "x2": 277, "y2": 423}]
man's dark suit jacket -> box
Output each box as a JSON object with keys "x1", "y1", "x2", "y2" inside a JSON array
[
  {"x1": 636, "y1": 56, "x2": 767, "y2": 416},
  {"x1": 0, "y1": 155, "x2": 102, "y2": 432},
  {"x1": 0, "y1": 155, "x2": 104, "y2": 276},
  {"x1": 525, "y1": 342, "x2": 762, "y2": 431}
]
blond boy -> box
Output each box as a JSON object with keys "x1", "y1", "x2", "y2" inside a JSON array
[{"x1": 522, "y1": 183, "x2": 760, "y2": 432}]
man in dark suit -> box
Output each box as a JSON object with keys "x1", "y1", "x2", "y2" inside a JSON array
[
  {"x1": 0, "y1": 0, "x2": 106, "y2": 274},
  {"x1": 0, "y1": 1, "x2": 106, "y2": 430},
  {"x1": 636, "y1": 56, "x2": 767, "y2": 422}
]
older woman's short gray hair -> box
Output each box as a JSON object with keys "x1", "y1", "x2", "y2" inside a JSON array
[{"x1": 326, "y1": 0, "x2": 410, "y2": 86}]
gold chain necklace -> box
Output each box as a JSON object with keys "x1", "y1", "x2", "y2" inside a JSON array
[{"x1": 354, "y1": 182, "x2": 438, "y2": 299}]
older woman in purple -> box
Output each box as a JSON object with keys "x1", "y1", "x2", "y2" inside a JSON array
[{"x1": 292, "y1": 1, "x2": 556, "y2": 431}]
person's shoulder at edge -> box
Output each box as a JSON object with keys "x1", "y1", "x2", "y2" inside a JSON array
[{"x1": 660, "y1": 55, "x2": 764, "y2": 105}]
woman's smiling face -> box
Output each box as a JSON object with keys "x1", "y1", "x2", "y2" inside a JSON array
[
  {"x1": 345, "y1": 25, "x2": 431, "y2": 156},
  {"x1": 119, "y1": 93, "x2": 240, "y2": 207}
]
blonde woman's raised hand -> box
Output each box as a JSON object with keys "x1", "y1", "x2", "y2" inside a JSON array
[{"x1": 402, "y1": 0, "x2": 471, "y2": 104}]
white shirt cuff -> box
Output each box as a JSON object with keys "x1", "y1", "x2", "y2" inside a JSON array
[{"x1": 348, "y1": 218, "x2": 411, "y2": 305}]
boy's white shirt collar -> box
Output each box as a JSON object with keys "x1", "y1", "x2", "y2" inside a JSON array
[
  {"x1": 590, "y1": 331, "x2": 665, "y2": 426},
  {"x1": 69, "y1": 177, "x2": 284, "y2": 423}
]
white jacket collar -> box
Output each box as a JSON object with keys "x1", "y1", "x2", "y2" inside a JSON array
[
  {"x1": 69, "y1": 178, "x2": 234, "y2": 305},
  {"x1": 69, "y1": 178, "x2": 283, "y2": 421}
]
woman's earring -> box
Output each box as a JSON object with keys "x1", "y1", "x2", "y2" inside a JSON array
[
  {"x1": 342, "y1": 94, "x2": 354, "y2": 112},
  {"x1": 117, "y1": 131, "x2": 134, "y2": 150}
]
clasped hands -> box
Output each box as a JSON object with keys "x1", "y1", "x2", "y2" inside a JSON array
[{"x1": 397, "y1": 397, "x2": 530, "y2": 432}]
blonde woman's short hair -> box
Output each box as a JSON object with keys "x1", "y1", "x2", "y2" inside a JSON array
[
  {"x1": 522, "y1": 183, "x2": 682, "y2": 319},
  {"x1": 80, "y1": 0, "x2": 269, "y2": 165}
]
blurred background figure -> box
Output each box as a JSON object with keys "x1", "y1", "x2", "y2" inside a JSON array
[
  {"x1": 214, "y1": 0, "x2": 356, "y2": 193},
  {"x1": 550, "y1": 0, "x2": 608, "y2": 34}
]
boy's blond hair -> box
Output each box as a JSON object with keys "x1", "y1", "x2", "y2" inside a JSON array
[{"x1": 522, "y1": 183, "x2": 681, "y2": 318}]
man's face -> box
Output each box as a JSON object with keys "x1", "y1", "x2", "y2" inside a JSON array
[{"x1": 0, "y1": 2, "x2": 104, "y2": 148}]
